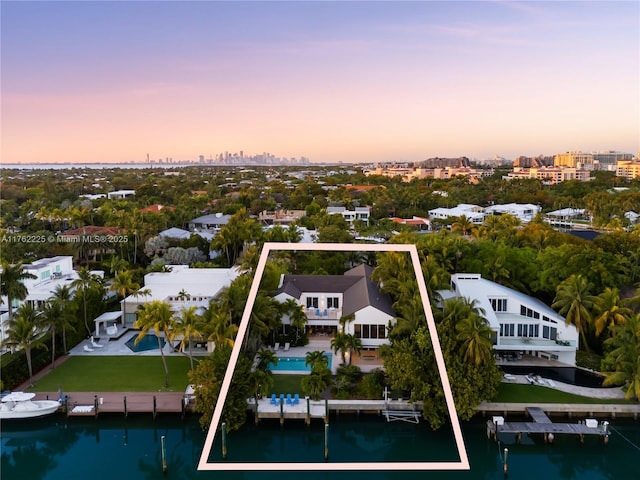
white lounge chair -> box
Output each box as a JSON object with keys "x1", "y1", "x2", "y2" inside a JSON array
[
  {"x1": 83, "y1": 345, "x2": 94, "y2": 353},
  {"x1": 274, "y1": 342, "x2": 280, "y2": 351},
  {"x1": 283, "y1": 342, "x2": 290, "y2": 351},
  {"x1": 90, "y1": 336, "x2": 104, "y2": 348}
]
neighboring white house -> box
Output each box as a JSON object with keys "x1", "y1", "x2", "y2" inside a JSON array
[
  {"x1": 274, "y1": 264, "x2": 395, "y2": 351},
  {"x1": 0, "y1": 256, "x2": 83, "y2": 350},
  {"x1": 439, "y1": 273, "x2": 578, "y2": 366},
  {"x1": 428, "y1": 204, "x2": 485, "y2": 224},
  {"x1": 107, "y1": 189, "x2": 136, "y2": 199},
  {"x1": 326, "y1": 206, "x2": 371, "y2": 226},
  {"x1": 484, "y1": 203, "x2": 541, "y2": 223},
  {"x1": 120, "y1": 266, "x2": 239, "y2": 329}
]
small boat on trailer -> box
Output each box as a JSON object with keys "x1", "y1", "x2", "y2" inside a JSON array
[{"x1": 0, "y1": 392, "x2": 61, "y2": 420}]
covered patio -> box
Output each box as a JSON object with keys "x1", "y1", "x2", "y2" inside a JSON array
[{"x1": 93, "y1": 311, "x2": 123, "y2": 337}]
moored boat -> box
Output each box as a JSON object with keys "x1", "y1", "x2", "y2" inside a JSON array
[{"x1": 0, "y1": 392, "x2": 61, "y2": 420}]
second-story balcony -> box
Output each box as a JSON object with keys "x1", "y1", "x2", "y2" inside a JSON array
[{"x1": 305, "y1": 308, "x2": 342, "y2": 321}]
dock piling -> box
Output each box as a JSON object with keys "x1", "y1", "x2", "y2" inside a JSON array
[
  {"x1": 161, "y1": 435, "x2": 168, "y2": 473},
  {"x1": 503, "y1": 448, "x2": 508, "y2": 476},
  {"x1": 324, "y1": 423, "x2": 329, "y2": 461},
  {"x1": 221, "y1": 422, "x2": 228, "y2": 459}
]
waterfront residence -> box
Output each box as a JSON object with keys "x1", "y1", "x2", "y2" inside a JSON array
[
  {"x1": 0, "y1": 256, "x2": 84, "y2": 350},
  {"x1": 274, "y1": 264, "x2": 395, "y2": 356},
  {"x1": 119, "y1": 266, "x2": 238, "y2": 342},
  {"x1": 484, "y1": 203, "x2": 541, "y2": 224},
  {"x1": 428, "y1": 204, "x2": 485, "y2": 224},
  {"x1": 439, "y1": 273, "x2": 578, "y2": 366}
]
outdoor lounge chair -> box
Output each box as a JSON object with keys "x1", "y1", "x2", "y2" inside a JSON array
[
  {"x1": 279, "y1": 394, "x2": 285, "y2": 405},
  {"x1": 270, "y1": 394, "x2": 278, "y2": 406},
  {"x1": 283, "y1": 342, "x2": 290, "y2": 351},
  {"x1": 83, "y1": 345, "x2": 94, "y2": 352},
  {"x1": 90, "y1": 336, "x2": 104, "y2": 348},
  {"x1": 286, "y1": 393, "x2": 293, "y2": 405},
  {"x1": 274, "y1": 342, "x2": 280, "y2": 351},
  {"x1": 293, "y1": 393, "x2": 300, "y2": 405}
]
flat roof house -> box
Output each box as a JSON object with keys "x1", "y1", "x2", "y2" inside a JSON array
[{"x1": 439, "y1": 273, "x2": 578, "y2": 366}]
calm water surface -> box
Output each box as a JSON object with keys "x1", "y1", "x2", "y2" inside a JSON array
[{"x1": 1, "y1": 413, "x2": 638, "y2": 480}]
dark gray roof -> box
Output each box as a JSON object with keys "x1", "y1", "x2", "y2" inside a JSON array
[{"x1": 277, "y1": 264, "x2": 395, "y2": 317}]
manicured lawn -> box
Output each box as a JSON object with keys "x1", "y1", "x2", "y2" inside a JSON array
[
  {"x1": 30, "y1": 356, "x2": 192, "y2": 392},
  {"x1": 271, "y1": 374, "x2": 305, "y2": 396},
  {"x1": 494, "y1": 383, "x2": 632, "y2": 404}
]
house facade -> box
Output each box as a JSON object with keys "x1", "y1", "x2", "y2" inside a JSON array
[
  {"x1": 439, "y1": 273, "x2": 578, "y2": 366},
  {"x1": 274, "y1": 264, "x2": 395, "y2": 351}
]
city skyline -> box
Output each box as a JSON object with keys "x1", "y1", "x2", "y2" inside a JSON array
[{"x1": 2, "y1": 1, "x2": 638, "y2": 164}]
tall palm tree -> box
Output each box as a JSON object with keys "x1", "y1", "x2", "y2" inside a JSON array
[
  {"x1": 39, "y1": 300, "x2": 64, "y2": 369},
  {"x1": 343, "y1": 333, "x2": 363, "y2": 366},
  {"x1": 51, "y1": 284, "x2": 76, "y2": 354},
  {"x1": 174, "y1": 305, "x2": 205, "y2": 370},
  {"x1": 455, "y1": 310, "x2": 494, "y2": 366},
  {"x1": 451, "y1": 215, "x2": 474, "y2": 237},
  {"x1": 110, "y1": 269, "x2": 140, "y2": 327},
  {"x1": 552, "y1": 274, "x2": 597, "y2": 352},
  {"x1": 280, "y1": 298, "x2": 307, "y2": 341},
  {"x1": 0, "y1": 261, "x2": 37, "y2": 324},
  {"x1": 2, "y1": 303, "x2": 46, "y2": 386},
  {"x1": 71, "y1": 267, "x2": 102, "y2": 336},
  {"x1": 593, "y1": 287, "x2": 632, "y2": 337},
  {"x1": 134, "y1": 300, "x2": 175, "y2": 388},
  {"x1": 331, "y1": 333, "x2": 348, "y2": 365},
  {"x1": 205, "y1": 302, "x2": 238, "y2": 348}
]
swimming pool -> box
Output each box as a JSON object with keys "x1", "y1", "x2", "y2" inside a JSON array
[
  {"x1": 125, "y1": 333, "x2": 166, "y2": 353},
  {"x1": 270, "y1": 354, "x2": 332, "y2": 372}
]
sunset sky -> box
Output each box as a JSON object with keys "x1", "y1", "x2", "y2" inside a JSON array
[{"x1": 2, "y1": 1, "x2": 638, "y2": 164}]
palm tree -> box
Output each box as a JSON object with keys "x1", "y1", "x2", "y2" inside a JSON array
[
  {"x1": 301, "y1": 371, "x2": 331, "y2": 400},
  {"x1": 0, "y1": 261, "x2": 37, "y2": 324},
  {"x1": 593, "y1": 287, "x2": 632, "y2": 337},
  {"x1": 255, "y1": 348, "x2": 278, "y2": 371},
  {"x1": 331, "y1": 333, "x2": 348, "y2": 365},
  {"x1": 552, "y1": 274, "x2": 597, "y2": 352},
  {"x1": 110, "y1": 269, "x2": 140, "y2": 327},
  {"x1": 602, "y1": 313, "x2": 640, "y2": 401},
  {"x1": 39, "y1": 300, "x2": 64, "y2": 369},
  {"x1": 451, "y1": 215, "x2": 474, "y2": 237},
  {"x1": 205, "y1": 302, "x2": 238, "y2": 348},
  {"x1": 305, "y1": 350, "x2": 329, "y2": 370},
  {"x1": 280, "y1": 298, "x2": 307, "y2": 342},
  {"x1": 343, "y1": 333, "x2": 363, "y2": 366},
  {"x1": 51, "y1": 284, "x2": 77, "y2": 354},
  {"x1": 2, "y1": 303, "x2": 47, "y2": 386},
  {"x1": 134, "y1": 300, "x2": 174, "y2": 388},
  {"x1": 174, "y1": 305, "x2": 205, "y2": 370},
  {"x1": 455, "y1": 310, "x2": 494, "y2": 366},
  {"x1": 71, "y1": 267, "x2": 102, "y2": 336}
]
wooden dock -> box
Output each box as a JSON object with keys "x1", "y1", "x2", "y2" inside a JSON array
[
  {"x1": 34, "y1": 391, "x2": 191, "y2": 419},
  {"x1": 487, "y1": 407, "x2": 611, "y2": 444}
]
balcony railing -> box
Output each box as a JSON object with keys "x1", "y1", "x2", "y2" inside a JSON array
[{"x1": 305, "y1": 308, "x2": 341, "y2": 320}]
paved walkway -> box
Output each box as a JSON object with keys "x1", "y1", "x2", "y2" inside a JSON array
[{"x1": 501, "y1": 374, "x2": 626, "y2": 400}]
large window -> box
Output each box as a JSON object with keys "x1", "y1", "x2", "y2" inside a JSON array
[
  {"x1": 306, "y1": 297, "x2": 319, "y2": 309},
  {"x1": 500, "y1": 323, "x2": 515, "y2": 337},
  {"x1": 327, "y1": 297, "x2": 339, "y2": 308},
  {"x1": 354, "y1": 324, "x2": 386, "y2": 339},
  {"x1": 542, "y1": 326, "x2": 557, "y2": 340},
  {"x1": 520, "y1": 305, "x2": 540, "y2": 319},
  {"x1": 490, "y1": 298, "x2": 508, "y2": 312}
]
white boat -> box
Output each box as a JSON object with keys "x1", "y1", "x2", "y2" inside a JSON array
[{"x1": 0, "y1": 392, "x2": 61, "y2": 420}]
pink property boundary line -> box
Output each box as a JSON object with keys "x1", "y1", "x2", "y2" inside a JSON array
[{"x1": 198, "y1": 242, "x2": 470, "y2": 471}]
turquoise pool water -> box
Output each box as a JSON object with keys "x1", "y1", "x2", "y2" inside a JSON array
[
  {"x1": 124, "y1": 333, "x2": 165, "y2": 352},
  {"x1": 2, "y1": 414, "x2": 638, "y2": 479},
  {"x1": 270, "y1": 354, "x2": 332, "y2": 372}
]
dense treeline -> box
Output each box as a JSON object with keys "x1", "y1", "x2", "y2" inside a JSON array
[{"x1": 1, "y1": 165, "x2": 639, "y2": 427}]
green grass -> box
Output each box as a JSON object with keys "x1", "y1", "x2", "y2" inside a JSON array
[
  {"x1": 271, "y1": 374, "x2": 305, "y2": 395},
  {"x1": 30, "y1": 356, "x2": 192, "y2": 392},
  {"x1": 494, "y1": 383, "x2": 632, "y2": 404}
]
